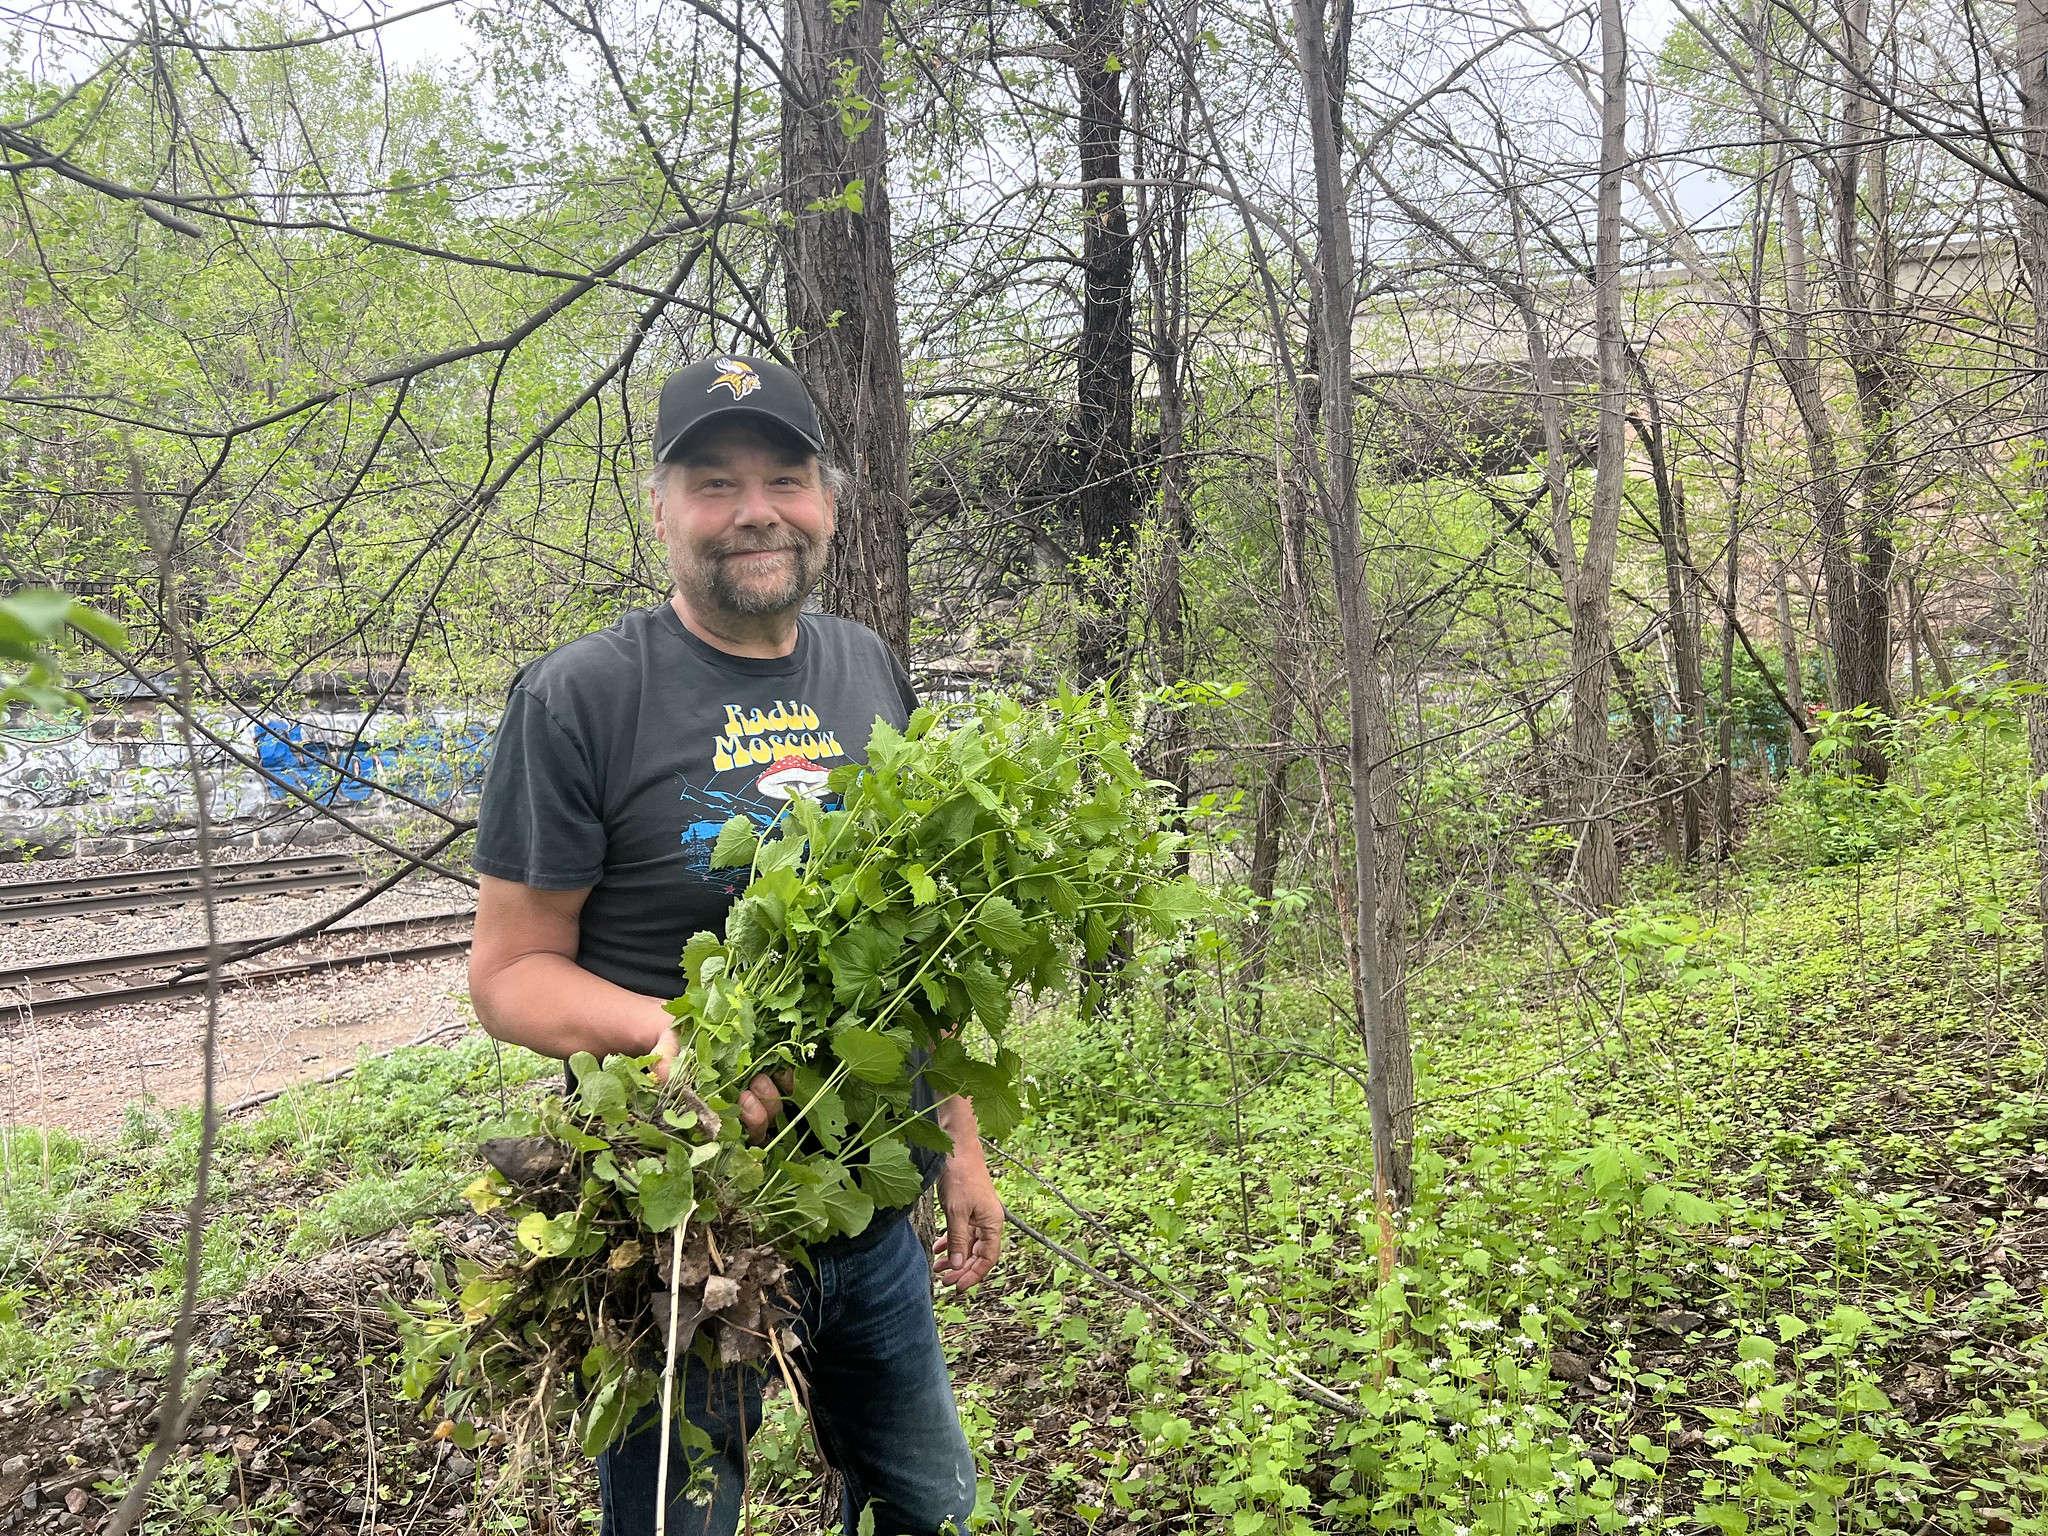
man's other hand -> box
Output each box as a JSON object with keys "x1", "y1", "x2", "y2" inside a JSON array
[
  {"x1": 737, "y1": 1071, "x2": 795, "y2": 1145},
  {"x1": 650, "y1": 1024, "x2": 681, "y2": 1084},
  {"x1": 933, "y1": 1158, "x2": 1004, "y2": 1290}
]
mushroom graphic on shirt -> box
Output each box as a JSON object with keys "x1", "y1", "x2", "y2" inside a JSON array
[{"x1": 754, "y1": 755, "x2": 830, "y2": 801}]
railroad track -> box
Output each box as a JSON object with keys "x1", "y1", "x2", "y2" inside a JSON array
[
  {"x1": 0, "y1": 910, "x2": 476, "y2": 1018},
  {"x1": 0, "y1": 852, "x2": 370, "y2": 924}
]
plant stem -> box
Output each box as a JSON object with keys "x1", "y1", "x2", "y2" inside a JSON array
[{"x1": 654, "y1": 1207, "x2": 692, "y2": 1536}]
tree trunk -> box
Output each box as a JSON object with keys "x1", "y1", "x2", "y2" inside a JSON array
[
  {"x1": 1716, "y1": 362, "x2": 1752, "y2": 853},
  {"x1": 1569, "y1": 0, "x2": 1629, "y2": 908},
  {"x1": 1134, "y1": 19, "x2": 1194, "y2": 803},
  {"x1": 1071, "y1": 0, "x2": 1139, "y2": 689},
  {"x1": 779, "y1": 0, "x2": 913, "y2": 662},
  {"x1": 1291, "y1": 0, "x2": 1414, "y2": 1206},
  {"x1": 1904, "y1": 573, "x2": 1922, "y2": 702},
  {"x1": 1613, "y1": 649, "x2": 1677, "y2": 860},
  {"x1": 1777, "y1": 560, "x2": 1809, "y2": 771},
  {"x1": 1919, "y1": 602, "x2": 1955, "y2": 691},
  {"x1": 1766, "y1": 113, "x2": 1879, "y2": 774},
  {"x1": 1717, "y1": 10, "x2": 1769, "y2": 853},
  {"x1": 2017, "y1": 0, "x2": 2048, "y2": 963},
  {"x1": 1715, "y1": 520, "x2": 1741, "y2": 855},
  {"x1": 1247, "y1": 397, "x2": 1313, "y2": 978},
  {"x1": 1629, "y1": 365, "x2": 1704, "y2": 859},
  {"x1": 1504, "y1": 189, "x2": 1571, "y2": 580},
  {"x1": 1818, "y1": 0, "x2": 1900, "y2": 772}
]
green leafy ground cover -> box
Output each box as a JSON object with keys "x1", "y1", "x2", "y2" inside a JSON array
[
  {"x1": 2, "y1": 780, "x2": 2045, "y2": 1533},
  {"x1": 934, "y1": 844, "x2": 2048, "y2": 1535}
]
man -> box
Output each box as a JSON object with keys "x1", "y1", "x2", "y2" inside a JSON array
[{"x1": 467, "y1": 354, "x2": 1001, "y2": 1536}]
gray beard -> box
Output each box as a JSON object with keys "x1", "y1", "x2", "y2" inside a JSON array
[{"x1": 677, "y1": 534, "x2": 829, "y2": 618}]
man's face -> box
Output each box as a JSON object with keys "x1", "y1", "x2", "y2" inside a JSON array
[{"x1": 650, "y1": 422, "x2": 835, "y2": 619}]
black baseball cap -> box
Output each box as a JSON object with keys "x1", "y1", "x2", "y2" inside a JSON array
[{"x1": 654, "y1": 355, "x2": 826, "y2": 462}]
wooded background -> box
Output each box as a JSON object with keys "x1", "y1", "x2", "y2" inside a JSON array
[{"x1": 6, "y1": 0, "x2": 2048, "y2": 1203}]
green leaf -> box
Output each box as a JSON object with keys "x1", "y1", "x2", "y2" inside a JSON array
[
  {"x1": 923, "y1": 1041, "x2": 1027, "y2": 1139},
  {"x1": 865, "y1": 714, "x2": 906, "y2": 770},
  {"x1": 1670, "y1": 1189, "x2": 1719, "y2": 1223},
  {"x1": 681, "y1": 931, "x2": 725, "y2": 987},
  {"x1": 799, "y1": 1081, "x2": 849, "y2": 1151},
  {"x1": 637, "y1": 1169, "x2": 696, "y2": 1232},
  {"x1": 973, "y1": 894, "x2": 1030, "y2": 955},
  {"x1": 1142, "y1": 878, "x2": 1208, "y2": 934},
  {"x1": 577, "y1": 1370, "x2": 630, "y2": 1458},
  {"x1": 0, "y1": 589, "x2": 73, "y2": 643},
  {"x1": 954, "y1": 954, "x2": 1010, "y2": 1030},
  {"x1": 831, "y1": 1025, "x2": 907, "y2": 1084},
  {"x1": 857, "y1": 1135, "x2": 924, "y2": 1209},
  {"x1": 900, "y1": 1114, "x2": 955, "y2": 1159},
  {"x1": 574, "y1": 1068, "x2": 629, "y2": 1120},
  {"x1": 965, "y1": 1069, "x2": 1026, "y2": 1140},
  {"x1": 710, "y1": 815, "x2": 759, "y2": 869},
  {"x1": 921, "y1": 792, "x2": 983, "y2": 854},
  {"x1": 756, "y1": 830, "x2": 808, "y2": 874},
  {"x1": 1074, "y1": 798, "x2": 1126, "y2": 840},
  {"x1": 60, "y1": 600, "x2": 126, "y2": 648},
  {"x1": 902, "y1": 862, "x2": 938, "y2": 906},
  {"x1": 821, "y1": 1178, "x2": 875, "y2": 1238},
  {"x1": 516, "y1": 1210, "x2": 583, "y2": 1258},
  {"x1": 826, "y1": 923, "x2": 896, "y2": 1004}
]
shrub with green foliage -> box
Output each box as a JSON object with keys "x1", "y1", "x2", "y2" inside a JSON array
[{"x1": 1762, "y1": 674, "x2": 2034, "y2": 869}]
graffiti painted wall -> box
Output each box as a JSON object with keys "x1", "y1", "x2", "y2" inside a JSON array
[{"x1": 0, "y1": 706, "x2": 492, "y2": 853}]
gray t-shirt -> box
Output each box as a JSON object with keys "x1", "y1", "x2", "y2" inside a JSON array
[{"x1": 473, "y1": 603, "x2": 918, "y2": 1000}]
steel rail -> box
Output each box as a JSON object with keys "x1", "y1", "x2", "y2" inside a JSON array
[
  {"x1": 0, "y1": 865, "x2": 371, "y2": 924},
  {"x1": 0, "y1": 851, "x2": 355, "y2": 902},
  {"x1": 0, "y1": 909, "x2": 476, "y2": 991},
  {"x1": 2, "y1": 935, "x2": 475, "y2": 1019}
]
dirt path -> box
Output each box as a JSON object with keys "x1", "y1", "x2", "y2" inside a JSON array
[{"x1": 0, "y1": 951, "x2": 475, "y2": 1137}]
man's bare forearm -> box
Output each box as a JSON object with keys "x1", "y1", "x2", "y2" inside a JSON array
[
  {"x1": 470, "y1": 951, "x2": 673, "y2": 1063},
  {"x1": 934, "y1": 1094, "x2": 988, "y2": 1170}
]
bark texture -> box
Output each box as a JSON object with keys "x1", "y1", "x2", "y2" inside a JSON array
[
  {"x1": 1291, "y1": 0, "x2": 1414, "y2": 1204},
  {"x1": 1246, "y1": 410, "x2": 1312, "y2": 980},
  {"x1": 779, "y1": 0, "x2": 913, "y2": 661},
  {"x1": 1135, "y1": 22, "x2": 1195, "y2": 801},
  {"x1": 1071, "y1": 0, "x2": 1139, "y2": 688},
  {"x1": 1777, "y1": 562, "x2": 1810, "y2": 770},
  {"x1": 1631, "y1": 369, "x2": 1704, "y2": 859},
  {"x1": 1567, "y1": 0, "x2": 1628, "y2": 909},
  {"x1": 2019, "y1": 0, "x2": 2048, "y2": 962},
  {"x1": 1823, "y1": 0, "x2": 1901, "y2": 759}
]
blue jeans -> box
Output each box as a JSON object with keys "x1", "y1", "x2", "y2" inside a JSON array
[{"x1": 595, "y1": 1213, "x2": 976, "y2": 1536}]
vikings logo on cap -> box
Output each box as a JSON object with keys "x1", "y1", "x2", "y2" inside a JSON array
[{"x1": 708, "y1": 357, "x2": 763, "y2": 400}]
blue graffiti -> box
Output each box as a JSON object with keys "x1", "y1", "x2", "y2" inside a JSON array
[{"x1": 253, "y1": 718, "x2": 491, "y2": 805}]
